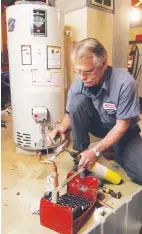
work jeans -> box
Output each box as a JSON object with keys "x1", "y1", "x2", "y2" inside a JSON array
[{"x1": 69, "y1": 94, "x2": 142, "y2": 185}]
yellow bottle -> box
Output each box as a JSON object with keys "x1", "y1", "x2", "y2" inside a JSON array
[{"x1": 89, "y1": 162, "x2": 122, "y2": 185}]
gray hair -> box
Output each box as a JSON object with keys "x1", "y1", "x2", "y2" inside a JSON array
[{"x1": 71, "y1": 38, "x2": 107, "y2": 67}]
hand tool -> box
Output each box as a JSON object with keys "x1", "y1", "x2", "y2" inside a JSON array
[
  {"x1": 54, "y1": 167, "x2": 85, "y2": 193},
  {"x1": 68, "y1": 150, "x2": 123, "y2": 185},
  {"x1": 102, "y1": 187, "x2": 122, "y2": 199}
]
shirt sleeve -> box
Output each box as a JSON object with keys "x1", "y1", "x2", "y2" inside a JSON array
[
  {"x1": 66, "y1": 78, "x2": 82, "y2": 113},
  {"x1": 116, "y1": 81, "x2": 140, "y2": 120}
]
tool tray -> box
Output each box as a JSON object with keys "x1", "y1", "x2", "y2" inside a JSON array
[{"x1": 40, "y1": 171, "x2": 98, "y2": 234}]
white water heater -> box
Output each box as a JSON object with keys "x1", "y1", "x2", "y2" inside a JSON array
[{"x1": 6, "y1": 1, "x2": 64, "y2": 151}]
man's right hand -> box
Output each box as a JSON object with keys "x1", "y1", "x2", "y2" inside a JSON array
[{"x1": 46, "y1": 126, "x2": 67, "y2": 147}]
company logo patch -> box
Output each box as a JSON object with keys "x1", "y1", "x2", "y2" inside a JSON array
[
  {"x1": 8, "y1": 18, "x2": 16, "y2": 32},
  {"x1": 103, "y1": 103, "x2": 117, "y2": 110}
]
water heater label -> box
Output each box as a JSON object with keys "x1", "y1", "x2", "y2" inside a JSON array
[
  {"x1": 32, "y1": 69, "x2": 51, "y2": 86},
  {"x1": 31, "y1": 9, "x2": 47, "y2": 36},
  {"x1": 47, "y1": 46, "x2": 61, "y2": 69},
  {"x1": 21, "y1": 45, "x2": 32, "y2": 65},
  {"x1": 50, "y1": 70, "x2": 61, "y2": 86}
]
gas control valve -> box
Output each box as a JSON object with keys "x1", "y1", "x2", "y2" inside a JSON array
[{"x1": 32, "y1": 106, "x2": 48, "y2": 122}]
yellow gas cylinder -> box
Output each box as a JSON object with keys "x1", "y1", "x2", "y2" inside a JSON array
[{"x1": 89, "y1": 162, "x2": 122, "y2": 185}]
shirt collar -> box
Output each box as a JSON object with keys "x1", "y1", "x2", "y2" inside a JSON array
[{"x1": 102, "y1": 66, "x2": 112, "y2": 94}]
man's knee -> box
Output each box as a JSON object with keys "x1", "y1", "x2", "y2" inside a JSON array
[
  {"x1": 122, "y1": 135, "x2": 142, "y2": 184},
  {"x1": 124, "y1": 162, "x2": 142, "y2": 184}
]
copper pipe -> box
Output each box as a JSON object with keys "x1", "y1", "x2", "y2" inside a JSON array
[
  {"x1": 97, "y1": 199, "x2": 113, "y2": 209},
  {"x1": 36, "y1": 151, "x2": 59, "y2": 189}
]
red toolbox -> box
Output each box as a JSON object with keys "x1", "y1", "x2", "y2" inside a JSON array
[{"x1": 40, "y1": 171, "x2": 98, "y2": 234}]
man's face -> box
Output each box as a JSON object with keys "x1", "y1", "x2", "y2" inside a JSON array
[{"x1": 74, "y1": 54, "x2": 107, "y2": 87}]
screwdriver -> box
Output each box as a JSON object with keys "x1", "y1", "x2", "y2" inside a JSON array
[{"x1": 102, "y1": 187, "x2": 122, "y2": 199}]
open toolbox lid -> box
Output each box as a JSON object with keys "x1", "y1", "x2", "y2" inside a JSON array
[{"x1": 40, "y1": 171, "x2": 98, "y2": 234}]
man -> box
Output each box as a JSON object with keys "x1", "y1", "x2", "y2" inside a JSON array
[{"x1": 47, "y1": 38, "x2": 142, "y2": 184}]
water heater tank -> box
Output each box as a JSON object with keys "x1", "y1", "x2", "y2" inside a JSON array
[{"x1": 6, "y1": 1, "x2": 64, "y2": 151}]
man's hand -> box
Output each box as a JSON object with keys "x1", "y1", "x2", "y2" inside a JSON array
[
  {"x1": 47, "y1": 126, "x2": 67, "y2": 146},
  {"x1": 47, "y1": 113, "x2": 71, "y2": 147},
  {"x1": 78, "y1": 149, "x2": 97, "y2": 169}
]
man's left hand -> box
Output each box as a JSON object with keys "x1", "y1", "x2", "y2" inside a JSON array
[{"x1": 78, "y1": 149, "x2": 97, "y2": 169}]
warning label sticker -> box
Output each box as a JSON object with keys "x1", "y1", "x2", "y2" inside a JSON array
[{"x1": 31, "y1": 9, "x2": 47, "y2": 36}]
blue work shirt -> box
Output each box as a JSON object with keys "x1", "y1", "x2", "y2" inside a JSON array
[{"x1": 66, "y1": 66, "x2": 140, "y2": 129}]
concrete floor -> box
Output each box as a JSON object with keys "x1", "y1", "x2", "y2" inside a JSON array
[{"x1": 1, "y1": 114, "x2": 142, "y2": 234}]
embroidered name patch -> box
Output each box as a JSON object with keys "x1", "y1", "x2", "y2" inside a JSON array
[{"x1": 103, "y1": 103, "x2": 117, "y2": 110}]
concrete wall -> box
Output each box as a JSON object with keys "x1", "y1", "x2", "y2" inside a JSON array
[
  {"x1": 64, "y1": 8, "x2": 88, "y2": 87},
  {"x1": 87, "y1": 7, "x2": 113, "y2": 66},
  {"x1": 64, "y1": 7, "x2": 113, "y2": 66},
  {"x1": 112, "y1": 0, "x2": 131, "y2": 69},
  {"x1": 57, "y1": 0, "x2": 131, "y2": 82},
  {"x1": 65, "y1": 8, "x2": 87, "y2": 41}
]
